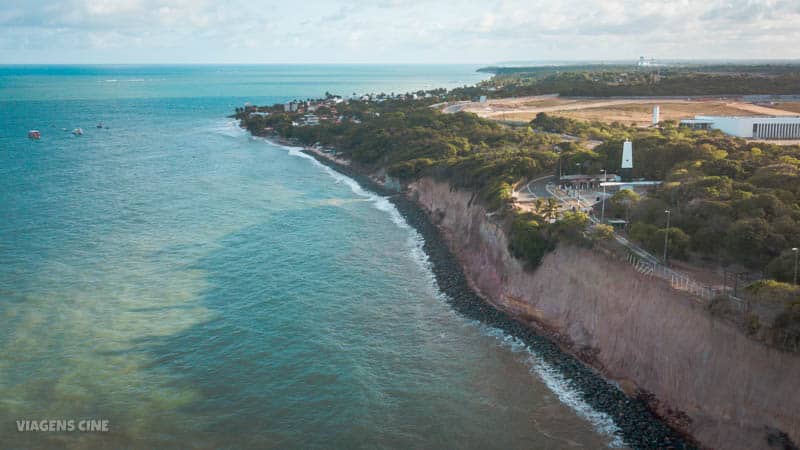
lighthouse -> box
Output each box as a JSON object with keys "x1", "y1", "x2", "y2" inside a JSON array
[
  {"x1": 621, "y1": 140, "x2": 633, "y2": 181},
  {"x1": 652, "y1": 105, "x2": 660, "y2": 125}
]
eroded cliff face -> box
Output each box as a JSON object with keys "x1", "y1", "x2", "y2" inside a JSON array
[{"x1": 409, "y1": 177, "x2": 800, "y2": 450}]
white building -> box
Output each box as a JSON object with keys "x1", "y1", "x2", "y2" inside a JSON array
[
  {"x1": 680, "y1": 115, "x2": 800, "y2": 139},
  {"x1": 301, "y1": 114, "x2": 319, "y2": 126},
  {"x1": 621, "y1": 140, "x2": 633, "y2": 181},
  {"x1": 637, "y1": 56, "x2": 656, "y2": 67}
]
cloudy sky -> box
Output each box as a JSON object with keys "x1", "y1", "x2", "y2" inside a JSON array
[{"x1": 1, "y1": 0, "x2": 798, "y2": 64}]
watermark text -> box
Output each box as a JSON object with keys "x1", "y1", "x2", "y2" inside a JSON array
[{"x1": 16, "y1": 419, "x2": 109, "y2": 432}]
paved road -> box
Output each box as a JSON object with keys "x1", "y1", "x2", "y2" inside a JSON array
[
  {"x1": 514, "y1": 174, "x2": 666, "y2": 267},
  {"x1": 542, "y1": 183, "x2": 666, "y2": 266},
  {"x1": 525, "y1": 175, "x2": 555, "y2": 198}
]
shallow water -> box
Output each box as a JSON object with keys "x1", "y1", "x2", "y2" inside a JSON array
[{"x1": 1, "y1": 65, "x2": 618, "y2": 448}]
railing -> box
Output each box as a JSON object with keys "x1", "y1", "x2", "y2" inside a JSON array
[
  {"x1": 624, "y1": 252, "x2": 749, "y2": 312},
  {"x1": 545, "y1": 181, "x2": 754, "y2": 312}
]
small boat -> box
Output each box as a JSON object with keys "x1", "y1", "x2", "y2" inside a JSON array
[
  {"x1": 72, "y1": 128, "x2": 83, "y2": 136},
  {"x1": 96, "y1": 123, "x2": 103, "y2": 129},
  {"x1": 28, "y1": 130, "x2": 41, "y2": 140}
]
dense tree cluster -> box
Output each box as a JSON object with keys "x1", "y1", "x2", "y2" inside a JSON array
[
  {"x1": 464, "y1": 64, "x2": 800, "y2": 98},
  {"x1": 239, "y1": 63, "x2": 800, "y2": 346},
  {"x1": 531, "y1": 113, "x2": 800, "y2": 278},
  {"x1": 238, "y1": 99, "x2": 592, "y2": 267},
  {"x1": 238, "y1": 83, "x2": 800, "y2": 279},
  {"x1": 240, "y1": 99, "x2": 562, "y2": 210}
]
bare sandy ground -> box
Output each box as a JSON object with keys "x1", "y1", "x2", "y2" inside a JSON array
[
  {"x1": 444, "y1": 96, "x2": 799, "y2": 127},
  {"x1": 765, "y1": 101, "x2": 800, "y2": 114}
]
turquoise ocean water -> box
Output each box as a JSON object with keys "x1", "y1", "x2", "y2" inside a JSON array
[{"x1": 0, "y1": 65, "x2": 618, "y2": 448}]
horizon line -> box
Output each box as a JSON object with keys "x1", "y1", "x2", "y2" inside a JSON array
[{"x1": 3, "y1": 58, "x2": 800, "y2": 67}]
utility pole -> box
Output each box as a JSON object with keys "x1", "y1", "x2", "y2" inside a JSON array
[
  {"x1": 663, "y1": 209, "x2": 671, "y2": 264},
  {"x1": 600, "y1": 169, "x2": 606, "y2": 223},
  {"x1": 793, "y1": 247, "x2": 799, "y2": 285}
]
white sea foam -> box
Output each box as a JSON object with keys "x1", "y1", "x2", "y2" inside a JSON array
[
  {"x1": 261, "y1": 134, "x2": 624, "y2": 447},
  {"x1": 100, "y1": 78, "x2": 145, "y2": 83},
  {"x1": 214, "y1": 120, "x2": 248, "y2": 138},
  {"x1": 268, "y1": 138, "x2": 444, "y2": 299},
  {"x1": 276, "y1": 141, "x2": 411, "y2": 230},
  {"x1": 483, "y1": 326, "x2": 626, "y2": 448}
]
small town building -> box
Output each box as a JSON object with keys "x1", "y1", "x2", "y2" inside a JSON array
[
  {"x1": 559, "y1": 173, "x2": 618, "y2": 190},
  {"x1": 301, "y1": 114, "x2": 319, "y2": 126}
]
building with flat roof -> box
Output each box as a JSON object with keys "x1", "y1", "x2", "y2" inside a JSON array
[{"x1": 680, "y1": 115, "x2": 800, "y2": 139}]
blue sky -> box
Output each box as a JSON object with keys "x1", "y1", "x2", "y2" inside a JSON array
[{"x1": 1, "y1": 0, "x2": 799, "y2": 64}]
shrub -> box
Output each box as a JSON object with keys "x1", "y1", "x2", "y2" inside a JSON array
[
  {"x1": 630, "y1": 222, "x2": 658, "y2": 245},
  {"x1": 552, "y1": 211, "x2": 590, "y2": 243},
  {"x1": 508, "y1": 213, "x2": 556, "y2": 268},
  {"x1": 766, "y1": 251, "x2": 800, "y2": 283},
  {"x1": 654, "y1": 227, "x2": 690, "y2": 260},
  {"x1": 591, "y1": 224, "x2": 615, "y2": 242}
]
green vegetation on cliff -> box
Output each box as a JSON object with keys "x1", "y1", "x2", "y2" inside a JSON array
[
  {"x1": 237, "y1": 65, "x2": 800, "y2": 345},
  {"x1": 240, "y1": 98, "x2": 560, "y2": 209},
  {"x1": 532, "y1": 112, "x2": 800, "y2": 279},
  {"x1": 238, "y1": 90, "x2": 800, "y2": 284},
  {"x1": 237, "y1": 98, "x2": 592, "y2": 269}
]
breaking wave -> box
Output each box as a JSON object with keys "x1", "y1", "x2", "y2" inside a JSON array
[{"x1": 256, "y1": 129, "x2": 625, "y2": 448}]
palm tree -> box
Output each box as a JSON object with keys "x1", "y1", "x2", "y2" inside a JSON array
[{"x1": 544, "y1": 198, "x2": 560, "y2": 222}]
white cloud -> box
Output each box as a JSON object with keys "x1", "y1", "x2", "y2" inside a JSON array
[{"x1": 0, "y1": 0, "x2": 798, "y2": 63}]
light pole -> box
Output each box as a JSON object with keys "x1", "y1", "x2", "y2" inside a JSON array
[
  {"x1": 600, "y1": 169, "x2": 606, "y2": 223},
  {"x1": 793, "y1": 247, "x2": 798, "y2": 285},
  {"x1": 554, "y1": 145, "x2": 562, "y2": 179},
  {"x1": 663, "y1": 209, "x2": 671, "y2": 264}
]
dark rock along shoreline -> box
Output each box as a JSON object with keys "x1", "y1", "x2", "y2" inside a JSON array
[{"x1": 289, "y1": 142, "x2": 696, "y2": 449}]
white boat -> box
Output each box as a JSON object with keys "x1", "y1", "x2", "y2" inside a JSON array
[
  {"x1": 72, "y1": 128, "x2": 83, "y2": 136},
  {"x1": 28, "y1": 130, "x2": 41, "y2": 139}
]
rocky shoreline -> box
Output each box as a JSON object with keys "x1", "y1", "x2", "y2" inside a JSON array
[{"x1": 288, "y1": 144, "x2": 697, "y2": 449}]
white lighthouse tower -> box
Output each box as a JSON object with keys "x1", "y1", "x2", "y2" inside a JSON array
[
  {"x1": 621, "y1": 140, "x2": 633, "y2": 181},
  {"x1": 652, "y1": 105, "x2": 660, "y2": 126}
]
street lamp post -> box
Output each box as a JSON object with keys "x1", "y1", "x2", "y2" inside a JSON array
[
  {"x1": 600, "y1": 169, "x2": 606, "y2": 223},
  {"x1": 793, "y1": 247, "x2": 799, "y2": 285},
  {"x1": 663, "y1": 209, "x2": 671, "y2": 264},
  {"x1": 554, "y1": 146, "x2": 562, "y2": 179}
]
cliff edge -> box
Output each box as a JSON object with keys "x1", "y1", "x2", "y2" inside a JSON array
[{"x1": 410, "y1": 177, "x2": 800, "y2": 450}]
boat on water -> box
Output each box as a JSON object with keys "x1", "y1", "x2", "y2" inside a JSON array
[
  {"x1": 96, "y1": 123, "x2": 103, "y2": 129},
  {"x1": 28, "y1": 130, "x2": 41, "y2": 140},
  {"x1": 72, "y1": 128, "x2": 83, "y2": 136}
]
